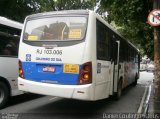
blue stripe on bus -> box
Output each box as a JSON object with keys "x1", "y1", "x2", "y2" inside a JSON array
[{"x1": 22, "y1": 62, "x2": 81, "y2": 85}]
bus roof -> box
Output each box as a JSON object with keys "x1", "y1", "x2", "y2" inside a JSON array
[
  {"x1": 0, "y1": 16, "x2": 23, "y2": 30},
  {"x1": 26, "y1": 10, "x2": 89, "y2": 20}
]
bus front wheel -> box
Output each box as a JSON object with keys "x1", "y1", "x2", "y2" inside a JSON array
[{"x1": 0, "y1": 82, "x2": 10, "y2": 109}]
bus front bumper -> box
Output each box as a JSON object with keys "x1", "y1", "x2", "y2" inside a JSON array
[{"x1": 18, "y1": 78, "x2": 94, "y2": 101}]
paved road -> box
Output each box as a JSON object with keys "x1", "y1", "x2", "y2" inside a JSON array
[
  {"x1": 0, "y1": 72, "x2": 154, "y2": 119},
  {"x1": 138, "y1": 71, "x2": 154, "y2": 85}
]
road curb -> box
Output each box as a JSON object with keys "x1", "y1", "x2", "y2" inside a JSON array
[{"x1": 137, "y1": 83, "x2": 152, "y2": 119}]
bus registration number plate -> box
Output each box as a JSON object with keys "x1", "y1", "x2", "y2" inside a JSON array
[
  {"x1": 43, "y1": 66, "x2": 55, "y2": 72},
  {"x1": 63, "y1": 64, "x2": 79, "y2": 74}
]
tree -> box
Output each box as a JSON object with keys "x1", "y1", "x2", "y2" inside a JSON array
[
  {"x1": 0, "y1": 0, "x2": 95, "y2": 22},
  {"x1": 100, "y1": 0, "x2": 154, "y2": 59},
  {"x1": 36, "y1": 0, "x2": 95, "y2": 12},
  {"x1": 0, "y1": 0, "x2": 37, "y2": 22},
  {"x1": 153, "y1": 0, "x2": 160, "y2": 108}
]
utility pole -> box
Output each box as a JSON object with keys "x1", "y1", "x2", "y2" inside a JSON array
[{"x1": 153, "y1": 0, "x2": 160, "y2": 109}]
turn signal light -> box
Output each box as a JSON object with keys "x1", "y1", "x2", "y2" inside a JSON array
[
  {"x1": 78, "y1": 62, "x2": 92, "y2": 85},
  {"x1": 19, "y1": 60, "x2": 24, "y2": 78},
  {"x1": 83, "y1": 74, "x2": 89, "y2": 80}
]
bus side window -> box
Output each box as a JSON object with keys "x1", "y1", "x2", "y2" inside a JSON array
[
  {"x1": 96, "y1": 19, "x2": 111, "y2": 61},
  {"x1": 3, "y1": 44, "x2": 12, "y2": 55},
  {"x1": 2, "y1": 41, "x2": 18, "y2": 56},
  {"x1": 0, "y1": 35, "x2": 18, "y2": 56},
  {"x1": 111, "y1": 34, "x2": 118, "y2": 64}
]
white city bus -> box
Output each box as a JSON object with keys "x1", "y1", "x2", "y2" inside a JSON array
[
  {"x1": 18, "y1": 10, "x2": 140, "y2": 101},
  {"x1": 0, "y1": 17, "x2": 23, "y2": 108}
]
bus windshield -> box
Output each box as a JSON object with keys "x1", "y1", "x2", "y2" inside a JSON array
[{"x1": 24, "y1": 16, "x2": 87, "y2": 41}]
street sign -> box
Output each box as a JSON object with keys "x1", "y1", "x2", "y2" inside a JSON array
[{"x1": 148, "y1": 9, "x2": 160, "y2": 26}]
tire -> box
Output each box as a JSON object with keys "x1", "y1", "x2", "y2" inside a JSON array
[
  {"x1": 0, "y1": 82, "x2": 10, "y2": 109},
  {"x1": 114, "y1": 80, "x2": 122, "y2": 100},
  {"x1": 133, "y1": 75, "x2": 138, "y2": 86}
]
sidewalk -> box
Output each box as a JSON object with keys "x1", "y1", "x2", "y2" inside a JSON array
[{"x1": 147, "y1": 81, "x2": 160, "y2": 118}]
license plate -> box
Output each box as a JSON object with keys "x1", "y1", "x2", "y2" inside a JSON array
[
  {"x1": 63, "y1": 64, "x2": 79, "y2": 74},
  {"x1": 43, "y1": 66, "x2": 55, "y2": 72}
]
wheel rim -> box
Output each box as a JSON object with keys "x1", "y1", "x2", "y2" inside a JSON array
[
  {"x1": 118, "y1": 82, "x2": 122, "y2": 97},
  {"x1": 0, "y1": 88, "x2": 5, "y2": 103}
]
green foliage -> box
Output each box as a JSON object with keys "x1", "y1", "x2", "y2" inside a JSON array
[
  {"x1": 35, "y1": 0, "x2": 95, "y2": 12},
  {"x1": 0, "y1": 0, "x2": 37, "y2": 22},
  {"x1": 101, "y1": 0, "x2": 154, "y2": 59},
  {"x1": 0, "y1": 0, "x2": 95, "y2": 21}
]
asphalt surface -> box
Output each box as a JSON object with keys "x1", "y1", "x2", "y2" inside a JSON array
[{"x1": 0, "y1": 71, "x2": 154, "y2": 119}]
